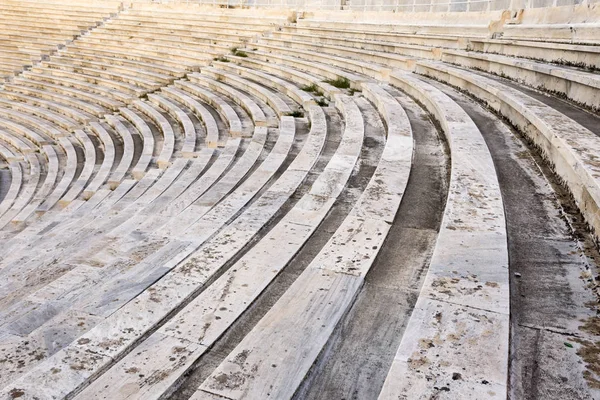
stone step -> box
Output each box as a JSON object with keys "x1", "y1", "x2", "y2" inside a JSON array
[
  {"x1": 118, "y1": 11, "x2": 285, "y2": 28},
  {"x1": 157, "y1": 126, "x2": 268, "y2": 240},
  {"x1": 272, "y1": 29, "x2": 440, "y2": 60},
  {"x1": 297, "y1": 18, "x2": 491, "y2": 38},
  {"x1": 50, "y1": 55, "x2": 173, "y2": 85},
  {"x1": 58, "y1": 130, "x2": 96, "y2": 206},
  {"x1": 0, "y1": 153, "x2": 23, "y2": 217},
  {"x1": 200, "y1": 66, "x2": 294, "y2": 118},
  {"x1": 0, "y1": 153, "x2": 41, "y2": 228},
  {"x1": 2, "y1": 3, "x2": 600, "y2": 399},
  {"x1": 0, "y1": 22, "x2": 82, "y2": 36},
  {"x1": 189, "y1": 73, "x2": 268, "y2": 128},
  {"x1": 104, "y1": 115, "x2": 136, "y2": 190},
  {"x1": 283, "y1": 25, "x2": 469, "y2": 49},
  {"x1": 160, "y1": 87, "x2": 220, "y2": 149},
  {"x1": 175, "y1": 80, "x2": 243, "y2": 137},
  {"x1": 379, "y1": 71, "x2": 509, "y2": 399},
  {"x1": 247, "y1": 46, "x2": 375, "y2": 87},
  {"x1": 46, "y1": 108, "x2": 321, "y2": 399},
  {"x1": 119, "y1": 107, "x2": 155, "y2": 180},
  {"x1": 415, "y1": 60, "x2": 600, "y2": 243},
  {"x1": 468, "y1": 38, "x2": 600, "y2": 71},
  {"x1": 28, "y1": 65, "x2": 146, "y2": 98},
  {"x1": 0, "y1": 114, "x2": 54, "y2": 147},
  {"x1": 0, "y1": 107, "x2": 64, "y2": 141},
  {"x1": 36, "y1": 136, "x2": 78, "y2": 213},
  {"x1": 57, "y1": 49, "x2": 186, "y2": 77},
  {"x1": 65, "y1": 44, "x2": 197, "y2": 73},
  {"x1": 0, "y1": 127, "x2": 36, "y2": 155},
  {"x1": 0, "y1": 119, "x2": 283, "y2": 397},
  {"x1": 502, "y1": 22, "x2": 600, "y2": 45},
  {"x1": 82, "y1": 122, "x2": 115, "y2": 200},
  {"x1": 197, "y1": 91, "x2": 404, "y2": 399},
  {"x1": 11, "y1": 144, "x2": 59, "y2": 225},
  {"x1": 214, "y1": 61, "x2": 315, "y2": 107},
  {"x1": 253, "y1": 41, "x2": 392, "y2": 82},
  {"x1": 89, "y1": 28, "x2": 250, "y2": 48},
  {"x1": 259, "y1": 35, "x2": 416, "y2": 72},
  {"x1": 3, "y1": 81, "x2": 107, "y2": 118},
  {"x1": 132, "y1": 100, "x2": 175, "y2": 170},
  {"x1": 74, "y1": 36, "x2": 223, "y2": 65},
  {"x1": 147, "y1": 94, "x2": 198, "y2": 158},
  {"x1": 17, "y1": 72, "x2": 129, "y2": 110},
  {"x1": 99, "y1": 20, "x2": 267, "y2": 36},
  {"x1": 440, "y1": 49, "x2": 600, "y2": 111},
  {"x1": 41, "y1": 60, "x2": 164, "y2": 90},
  {"x1": 0, "y1": 91, "x2": 93, "y2": 125},
  {"x1": 0, "y1": 98, "x2": 80, "y2": 133},
  {"x1": 226, "y1": 55, "x2": 342, "y2": 98}
]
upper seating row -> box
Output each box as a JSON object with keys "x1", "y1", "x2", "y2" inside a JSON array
[
  {"x1": 298, "y1": 3, "x2": 600, "y2": 44},
  {"x1": 265, "y1": 15, "x2": 600, "y2": 110},
  {"x1": 0, "y1": 0, "x2": 123, "y2": 81}
]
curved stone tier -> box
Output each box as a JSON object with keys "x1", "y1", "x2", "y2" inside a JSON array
[{"x1": 0, "y1": 2, "x2": 599, "y2": 400}]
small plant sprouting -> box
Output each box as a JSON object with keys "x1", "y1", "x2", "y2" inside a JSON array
[
  {"x1": 230, "y1": 47, "x2": 248, "y2": 57},
  {"x1": 301, "y1": 83, "x2": 323, "y2": 96},
  {"x1": 214, "y1": 56, "x2": 230, "y2": 63},
  {"x1": 302, "y1": 83, "x2": 317, "y2": 92},
  {"x1": 287, "y1": 110, "x2": 304, "y2": 118},
  {"x1": 316, "y1": 98, "x2": 329, "y2": 107},
  {"x1": 324, "y1": 76, "x2": 350, "y2": 89}
]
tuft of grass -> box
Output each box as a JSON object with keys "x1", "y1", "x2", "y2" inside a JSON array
[
  {"x1": 286, "y1": 110, "x2": 304, "y2": 118},
  {"x1": 316, "y1": 98, "x2": 329, "y2": 107},
  {"x1": 213, "y1": 56, "x2": 230, "y2": 63},
  {"x1": 301, "y1": 83, "x2": 323, "y2": 96},
  {"x1": 324, "y1": 76, "x2": 350, "y2": 89},
  {"x1": 230, "y1": 47, "x2": 248, "y2": 57},
  {"x1": 349, "y1": 88, "x2": 362, "y2": 96}
]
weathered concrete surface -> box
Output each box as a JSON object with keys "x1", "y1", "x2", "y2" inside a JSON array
[
  {"x1": 2, "y1": 3, "x2": 600, "y2": 399},
  {"x1": 484, "y1": 73, "x2": 600, "y2": 139},
  {"x1": 195, "y1": 94, "x2": 399, "y2": 400},
  {"x1": 414, "y1": 61, "x2": 600, "y2": 245},
  {"x1": 380, "y1": 73, "x2": 509, "y2": 400},
  {"x1": 433, "y1": 80, "x2": 600, "y2": 400},
  {"x1": 167, "y1": 99, "x2": 384, "y2": 399},
  {"x1": 0, "y1": 168, "x2": 11, "y2": 206},
  {"x1": 296, "y1": 89, "x2": 449, "y2": 400},
  {"x1": 440, "y1": 50, "x2": 600, "y2": 111}
]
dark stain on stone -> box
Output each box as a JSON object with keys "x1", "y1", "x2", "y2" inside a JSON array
[{"x1": 9, "y1": 388, "x2": 24, "y2": 398}]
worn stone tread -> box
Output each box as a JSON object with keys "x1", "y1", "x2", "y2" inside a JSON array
[{"x1": 379, "y1": 72, "x2": 508, "y2": 399}]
